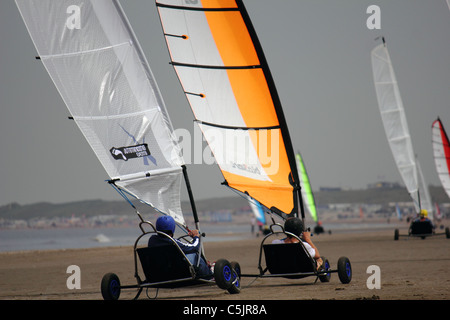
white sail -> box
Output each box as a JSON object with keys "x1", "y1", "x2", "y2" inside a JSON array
[
  {"x1": 16, "y1": 0, "x2": 185, "y2": 225},
  {"x1": 416, "y1": 158, "x2": 433, "y2": 219},
  {"x1": 371, "y1": 41, "x2": 420, "y2": 212}
]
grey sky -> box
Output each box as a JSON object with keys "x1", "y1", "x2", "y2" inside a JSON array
[{"x1": 1, "y1": 0, "x2": 449, "y2": 207}]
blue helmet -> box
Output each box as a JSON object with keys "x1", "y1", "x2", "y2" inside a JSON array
[{"x1": 156, "y1": 215, "x2": 176, "y2": 234}]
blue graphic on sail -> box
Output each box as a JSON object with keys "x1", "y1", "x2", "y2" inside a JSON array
[
  {"x1": 249, "y1": 197, "x2": 266, "y2": 225},
  {"x1": 395, "y1": 203, "x2": 402, "y2": 221},
  {"x1": 116, "y1": 125, "x2": 157, "y2": 165}
]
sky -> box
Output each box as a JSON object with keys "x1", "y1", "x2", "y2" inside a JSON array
[{"x1": 0, "y1": 0, "x2": 449, "y2": 207}]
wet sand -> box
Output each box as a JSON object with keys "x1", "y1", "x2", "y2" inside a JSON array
[{"x1": 0, "y1": 227, "x2": 449, "y2": 301}]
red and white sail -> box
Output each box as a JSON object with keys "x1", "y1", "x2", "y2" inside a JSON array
[{"x1": 432, "y1": 118, "x2": 450, "y2": 199}]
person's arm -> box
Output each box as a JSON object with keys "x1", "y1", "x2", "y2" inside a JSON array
[
  {"x1": 302, "y1": 232, "x2": 320, "y2": 259},
  {"x1": 176, "y1": 230, "x2": 201, "y2": 254}
]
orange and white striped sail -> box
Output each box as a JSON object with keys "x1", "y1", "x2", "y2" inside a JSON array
[{"x1": 155, "y1": 0, "x2": 301, "y2": 216}]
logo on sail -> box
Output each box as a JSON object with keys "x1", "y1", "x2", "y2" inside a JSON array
[
  {"x1": 232, "y1": 162, "x2": 261, "y2": 175},
  {"x1": 116, "y1": 125, "x2": 157, "y2": 165},
  {"x1": 110, "y1": 144, "x2": 151, "y2": 161}
]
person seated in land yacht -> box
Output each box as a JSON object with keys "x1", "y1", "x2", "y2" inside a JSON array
[
  {"x1": 272, "y1": 217, "x2": 324, "y2": 270},
  {"x1": 148, "y1": 215, "x2": 212, "y2": 277}
]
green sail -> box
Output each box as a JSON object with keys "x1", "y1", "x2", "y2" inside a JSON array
[{"x1": 296, "y1": 152, "x2": 318, "y2": 223}]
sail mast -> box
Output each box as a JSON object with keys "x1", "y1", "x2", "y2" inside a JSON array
[{"x1": 182, "y1": 165, "x2": 199, "y2": 227}]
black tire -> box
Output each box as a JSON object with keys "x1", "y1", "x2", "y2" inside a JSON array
[
  {"x1": 227, "y1": 261, "x2": 241, "y2": 294},
  {"x1": 445, "y1": 227, "x2": 450, "y2": 239},
  {"x1": 337, "y1": 257, "x2": 352, "y2": 284},
  {"x1": 318, "y1": 257, "x2": 331, "y2": 283},
  {"x1": 101, "y1": 273, "x2": 121, "y2": 300},
  {"x1": 394, "y1": 229, "x2": 399, "y2": 241},
  {"x1": 214, "y1": 259, "x2": 233, "y2": 290}
]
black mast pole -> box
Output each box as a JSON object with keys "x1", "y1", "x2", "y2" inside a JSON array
[{"x1": 182, "y1": 165, "x2": 200, "y2": 227}]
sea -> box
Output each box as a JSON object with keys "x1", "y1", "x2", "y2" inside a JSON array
[
  {"x1": 0, "y1": 221, "x2": 402, "y2": 253},
  {"x1": 0, "y1": 224, "x2": 252, "y2": 253}
]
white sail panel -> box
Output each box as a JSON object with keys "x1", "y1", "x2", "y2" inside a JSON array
[
  {"x1": 198, "y1": 124, "x2": 272, "y2": 181},
  {"x1": 371, "y1": 43, "x2": 419, "y2": 212},
  {"x1": 159, "y1": 7, "x2": 225, "y2": 67},
  {"x1": 174, "y1": 67, "x2": 247, "y2": 127},
  {"x1": 16, "y1": 0, "x2": 185, "y2": 224}
]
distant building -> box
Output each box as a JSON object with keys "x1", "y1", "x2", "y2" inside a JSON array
[
  {"x1": 367, "y1": 181, "x2": 402, "y2": 189},
  {"x1": 319, "y1": 187, "x2": 342, "y2": 192}
]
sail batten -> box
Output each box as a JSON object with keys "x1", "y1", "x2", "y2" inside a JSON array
[
  {"x1": 197, "y1": 120, "x2": 281, "y2": 131},
  {"x1": 155, "y1": 0, "x2": 301, "y2": 216},
  {"x1": 171, "y1": 62, "x2": 262, "y2": 70},
  {"x1": 39, "y1": 41, "x2": 131, "y2": 59},
  {"x1": 156, "y1": 2, "x2": 239, "y2": 12}
]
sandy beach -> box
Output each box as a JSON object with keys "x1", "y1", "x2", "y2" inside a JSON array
[{"x1": 1, "y1": 225, "x2": 449, "y2": 302}]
